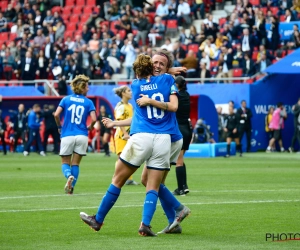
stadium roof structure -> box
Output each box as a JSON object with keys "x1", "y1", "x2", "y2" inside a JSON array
[{"x1": 264, "y1": 48, "x2": 300, "y2": 74}]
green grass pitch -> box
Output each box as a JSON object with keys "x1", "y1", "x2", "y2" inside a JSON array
[{"x1": 0, "y1": 153, "x2": 300, "y2": 250}]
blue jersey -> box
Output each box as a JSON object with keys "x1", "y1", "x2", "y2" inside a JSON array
[
  {"x1": 59, "y1": 94, "x2": 96, "y2": 138},
  {"x1": 130, "y1": 74, "x2": 179, "y2": 135}
]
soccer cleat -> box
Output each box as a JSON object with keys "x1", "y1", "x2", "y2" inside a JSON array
[
  {"x1": 266, "y1": 149, "x2": 271, "y2": 153},
  {"x1": 224, "y1": 154, "x2": 230, "y2": 158},
  {"x1": 138, "y1": 222, "x2": 157, "y2": 237},
  {"x1": 183, "y1": 185, "x2": 189, "y2": 194},
  {"x1": 157, "y1": 224, "x2": 182, "y2": 234},
  {"x1": 80, "y1": 212, "x2": 103, "y2": 232},
  {"x1": 240, "y1": 153, "x2": 243, "y2": 157},
  {"x1": 288, "y1": 147, "x2": 294, "y2": 153},
  {"x1": 173, "y1": 189, "x2": 186, "y2": 196},
  {"x1": 68, "y1": 187, "x2": 74, "y2": 195},
  {"x1": 64, "y1": 175, "x2": 74, "y2": 194},
  {"x1": 125, "y1": 180, "x2": 140, "y2": 185},
  {"x1": 40, "y1": 151, "x2": 46, "y2": 156},
  {"x1": 169, "y1": 205, "x2": 191, "y2": 231},
  {"x1": 23, "y1": 151, "x2": 29, "y2": 156}
]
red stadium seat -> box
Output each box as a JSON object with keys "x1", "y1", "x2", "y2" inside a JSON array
[
  {"x1": 69, "y1": 15, "x2": 79, "y2": 23},
  {"x1": 188, "y1": 44, "x2": 199, "y2": 53},
  {"x1": 119, "y1": 30, "x2": 127, "y2": 39},
  {"x1": 86, "y1": 0, "x2": 96, "y2": 5},
  {"x1": 84, "y1": 6, "x2": 93, "y2": 15},
  {"x1": 279, "y1": 15, "x2": 285, "y2": 22},
  {"x1": 63, "y1": 6, "x2": 73, "y2": 15},
  {"x1": 51, "y1": 6, "x2": 61, "y2": 14},
  {"x1": 219, "y1": 17, "x2": 227, "y2": 27},
  {"x1": 80, "y1": 14, "x2": 90, "y2": 23},
  {"x1": 252, "y1": 51, "x2": 258, "y2": 61},
  {"x1": 118, "y1": 81, "x2": 128, "y2": 85},
  {"x1": 110, "y1": 20, "x2": 120, "y2": 30},
  {"x1": 67, "y1": 23, "x2": 77, "y2": 31},
  {"x1": 73, "y1": 6, "x2": 83, "y2": 15},
  {"x1": 270, "y1": 7, "x2": 279, "y2": 15},
  {"x1": 233, "y1": 68, "x2": 243, "y2": 77},
  {"x1": 64, "y1": 30, "x2": 74, "y2": 39},
  {"x1": 9, "y1": 33, "x2": 17, "y2": 41},
  {"x1": 181, "y1": 44, "x2": 187, "y2": 51},
  {"x1": 0, "y1": 32, "x2": 9, "y2": 41},
  {"x1": 0, "y1": 1, "x2": 8, "y2": 11},
  {"x1": 76, "y1": 0, "x2": 86, "y2": 5},
  {"x1": 261, "y1": 7, "x2": 267, "y2": 16},
  {"x1": 132, "y1": 29, "x2": 138, "y2": 36},
  {"x1": 167, "y1": 20, "x2": 177, "y2": 30},
  {"x1": 287, "y1": 50, "x2": 294, "y2": 55},
  {"x1": 249, "y1": 0, "x2": 260, "y2": 5},
  {"x1": 147, "y1": 12, "x2": 156, "y2": 24},
  {"x1": 77, "y1": 22, "x2": 87, "y2": 31},
  {"x1": 210, "y1": 60, "x2": 218, "y2": 68},
  {"x1": 65, "y1": 0, "x2": 75, "y2": 6},
  {"x1": 61, "y1": 14, "x2": 70, "y2": 23}
]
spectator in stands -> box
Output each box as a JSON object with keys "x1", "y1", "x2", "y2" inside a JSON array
[
  {"x1": 88, "y1": 33, "x2": 100, "y2": 55},
  {"x1": 291, "y1": 0, "x2": 300, "y2": 17},
  {"x1": 121, "y1": 38, "x2": 137, "y2": 79},
  {"x1": 0, "y1": 109, "x2": 7, "y2": 155},
  {"x1": 92, "y1": 53, "x2": 103, "y2": 79},
  {"x1": 23, "y1": 104, "x2": 45, "y2": 157},
  {"x1": 257, "y1": 44, "x2": 275, "y2": 62},
  {"x1": 37, "y1": 49, "x2": 49, "y2": 79},
  {"x1": 4, "y1": 3, "x2": 17, "y2": 22},
  {"x1": 242, "y1": 53, "x2": 255, "y2": 76},
  {"x1": 77, "y1": 44, "x2": 93, "y2": 78},
  {"x1": 86, "y1": 11, "x2": 102, "y2": 30},
  {"x1": 99, "y1": 41, "x2": 110, "y2": 60},
  {"x1": 20, "y1": 51, "x2": 38, "y2": 84},
  {"x1": 173, "y1": 40, "x2": 187, "y2": 63},
  {"x1": 65, "y1": 36, "x2": 75, "y2": 52},
  {"x1": 43, "y1": 10, "x2": 54, "y2": 28},
  {"x1": 46, "y1": 25, "x2": 55, "y2": 43},
  {"x1": 216, "y1": 46, "x2": 233, "y2": 83},
  {"x1": 269, "y1": 16, "x2": 280, "y2": 51},
  {"x1": 82, "y1": 25, "x2": 93, "y2": 44},
  {"x1": 44, "y1": 36, "x2": 54, "y2": 60},
  {"x1": 168, "y1": 0, "x2": 177, "y2": 18},
  {"x1": 11, "y1": 18, "x2": 24, "y2": 37},
  {"x1": 115, "y1": 13, "x2": 132, "y2": 38},
  {"x1": 0, "y1": 12, "x2": 8, "y2": 32},
  {"x1": 215, "y1": 32, "x2": 228, "y2": 49},
  {"x1": 240, "y1": 28, "x2": 255, "y2": 55},
  {"x1": 57, "y1": 75, "x2": 68, "y2": 95},
  {"x1": 255, "y1": 11, "x2": 267, "y2": 46},
  {"x1": 34, "y1": 28, "x2": 46, "y2": 53},
  {"x1": 266, "y1": 10, "x2": 273, "y2": 23},
  {"x1": 200, "y1": 51, "x2": 210, "y2": 70},
  {"x1": 74, "y1": 35, "x2": 86, "y2": 52},
  {"x1": 10, "y1": 103, "x2": 27, "y2": 153},
  {"x1": 107, "y1": 0, "x2": 120, "y2": 21},
  {"x1": 256, "y1": 53, "x2": 271, "y2": 73},
  {"x1": 35, "y1": 9, "x2": 43, "y2": 27},
  {"x1": 177, "y1": 0, "x2": 191, "y2": 27},
  {"x1": 161, "y1": 37, "x2": 174, "y2": 52},
  {"x1": 178, "y1": 27, "x2": 187, "y2": 44},
  {"x1": 3, "y1": 48, "x2": 15, "y2": 81},
  {"x1": 0, "y1": 43, "x2": 6, "y2": 58},
  {"x1": 63, "y1": 58, "x2": 78, "y2": 81},
  {"x1": 114, "y1": 33, "x2": 124, "y2": 50},
  {"x1": 199, "y1": 61, "x2": 211, "y2": 84},
  {"x1": 191, "y1": 0, "x2": 205, "y2": 20},
  {"x1": 9, "y1": 41, "x2": 18, "y2": 59},
  {"x1": 148, "y1": 16, "x2": 165, "y2": 47},
  {"x1": 200, "y1": 36, "x2": 217, "y2": 59},
  {"x1": 178, "y1": 50, "x2": 198, "y2": 78},
  {"x1": 103, "y1": 72, "x2": 116, "y2": 85},
  {"x1": 52, "y1": 11, "x2": 63, "y2": 26},
  {"x1": 133, "y1": 10, "x2": 150, "y2": 46},
  {"x1": 285, "y1": 9, "x2": 296, "y2": 22},
  {"x1": 100, "y1": 24, "x2": 115, "y2": 40},
  {"x1": 55, "y1": 20, "x2": 65, "y2": 41},
  {"x1": 287, "y1": 25, "x2": 300, "y2": 48},
  {"x1": 291, "y1": 30, "x2": 300, "y2": 48},
  {"x1": 42, "y1": 104, "x2": 59, "y2": 154},
  {"x1": 156, "y1": 0, "x2": 169, "y2": 20},
  {"x1": 187, "y1": 25, "x2": 200, "y2": 44}
]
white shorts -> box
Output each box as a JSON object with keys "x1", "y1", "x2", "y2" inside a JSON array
[
  {"x1": 60, "y1": 135, "x2": 88, "y2": 156},
  {"x1": 170, "y1": 139, "x2": 183, "y2": 165},
  {"x1": 120, "y1": 133, "x2": 171, "y2": 170}
]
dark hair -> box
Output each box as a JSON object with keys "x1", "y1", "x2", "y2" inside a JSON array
[
  {"x1": 277, "y1": 102, "x2": 283, "y2": 107},
  {"x1": 175, "y1": 76, "x2": 187, "y2": 91},
  {"x1": 241, "y1": 100, "x2": 246, "y2": 103}
]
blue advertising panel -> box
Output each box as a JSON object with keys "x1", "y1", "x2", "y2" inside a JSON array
[{"x1": 266, "y1": 21, "x2": 300, "y2": 41}]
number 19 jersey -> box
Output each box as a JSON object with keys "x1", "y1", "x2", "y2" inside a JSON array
[
  {"x1": 58, "y1": 94, "x2": 96, "y2": 138},
  {"x1": 130, "y1": 74, "x2": 179, "y2": 135}
]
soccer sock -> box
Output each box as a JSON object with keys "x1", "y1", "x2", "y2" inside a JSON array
[
  {"x1": 62, "y1": 163, "x2": 71, "y2": 179},
  {"x1": 142, "y1": 190, "x2": 158, "y2": 226},
  {"x1": 158, "y1": 184, "x2": 181, "y2": 211},
  {"x1": 71, "y1": 165, "x2": 79, "y2": 187},
  {"x1": 96, "y1": 184, "x2": 121, "y2": 224},
  {"x1": 103, "y1": 143, "x2": 109, "y2": 154},
  {"x1": 176, "y1": 166, "x2": 185, "y2": 190},
  {"x1": 159, "y1": 197, "x2": 175, "y2": 224},
  {"x1": 227, "y1": 144, "x2": 231, "y2": 155},
  {"x1": 182, "y1": 163, "x2": 187, "y2": 187}
]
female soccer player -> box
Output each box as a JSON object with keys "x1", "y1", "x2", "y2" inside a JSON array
[
  {"x1": 172, "y1": 76, "x2": 193, "y2": 196},
  {"x1": 80, "y1": 54, "x2": 189, "y2": 236},
  {"x1": 113, "y1": 86, "x2": 138, "y2": 185},
  {"x1": 224, "y1": 105, "x2": 242, "y2": 157},
  {"x1": 54, "y1": 75, "x2": 97, "y2": 194},
  {"x1": 96, "y1": 105, "x2": 112, "y2": 156}
]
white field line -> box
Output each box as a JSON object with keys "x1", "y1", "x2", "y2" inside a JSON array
[
  {"x1": 0, "y1": 189, "x2": 299, "y2": 200},
  {"x1": 0, "y1": 199, "x2": 300, "y2": 213}
]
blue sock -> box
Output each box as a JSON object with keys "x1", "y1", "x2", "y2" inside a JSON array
[
  {"x1": 96, "y1": 184, "x2": 121, "y2": 223},
  {"x1": 62, "y1": 163, "x2": 71, "y2": 179},
  {"x1": 158, "y1": 184, "x2": 181, "y2": 210},
  {"x1": 142, "y1": 190, "x2": 158, "y2": 226},
  {"x1": 159, "y1": 197, "x2": 175, "y2": 224},
  {"x1": 71, "y1": 165, "x2": 79, "y2": 187}
]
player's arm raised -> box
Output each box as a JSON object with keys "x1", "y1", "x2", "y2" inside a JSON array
[{"x1": 136, "y1": 94, "x2": 178, "y2": 112}]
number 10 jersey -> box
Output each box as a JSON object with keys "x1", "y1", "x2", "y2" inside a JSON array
[
  {"x1": 130, "y1": 74, "x2": 179, "y2": 136},
  {"x1": 58, "y1": 94, "x2": 96, "y2": 138}
]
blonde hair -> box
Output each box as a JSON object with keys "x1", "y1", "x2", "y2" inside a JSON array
[
  {"x1": 70, "y1": 74, "x2": 89, "y2": 95},
  {"x1": 114, "y1": 85, "x2": 129, "y2": 98},
  {"x1": 133, "y1": 54, "x2": 153, "y2": 78}
]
